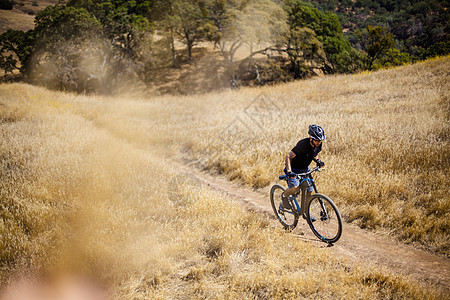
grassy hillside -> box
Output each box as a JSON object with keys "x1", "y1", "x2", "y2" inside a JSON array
[
  {"x1": 0, "y1": 1, "x2": 59, "y2": 34},
  {"x1": 0, "y1": 57, "x2": 448, "y2": 298}
]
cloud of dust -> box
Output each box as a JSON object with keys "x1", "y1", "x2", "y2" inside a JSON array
[
  {"x1": 23, "y1": 0, "x2": 289, "y2": 95},
  {"x1": 212, "y1": 0, "x2": 288, "y2": 86},
  {"x1": 0, "y1": 91, "x2": 178, "y2": 297},
  {"x1": 27, "y1": 36, "x2": 147, "y2": 94},
  {"x1": 156, "y1": 0, "x2": 289, "y2": 94},
  {"x1": 234, "y1": 0, "x2": 288, "y2": 50}
]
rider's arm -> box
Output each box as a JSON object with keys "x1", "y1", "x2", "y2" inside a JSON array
[
  {"x1": 313, "y1": 143, "x2": 322, "y2": 162},
  {"x1": 313, "y1": 155, "x2": 325, "y2": 167},
  {"x1": 285, "y1": 151, "x2": 296, "y2": 173}
]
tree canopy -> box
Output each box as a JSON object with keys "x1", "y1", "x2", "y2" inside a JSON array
[
  {"x1": 1, "y1": 0, "x2": 444, "y2": 92},
  {"x1": 308, "y1": 0, "x2": 449, "y2": 60}
]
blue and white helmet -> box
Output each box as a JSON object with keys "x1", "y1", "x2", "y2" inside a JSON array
[{"x1": 308, "y1": 124, "x2": 326, "y2": 140}]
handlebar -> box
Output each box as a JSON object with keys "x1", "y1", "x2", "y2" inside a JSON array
[
  {"x1": 279, "y1": 167, "x2": 324, "y2": 181},
  {"x1": 293, "y1": 166, "x2": 324, "y2": 178}
]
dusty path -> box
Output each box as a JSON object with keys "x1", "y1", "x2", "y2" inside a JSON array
[
  {"x1": 78, "y1": 103, "x2": 449, "y2": 294},
  {"x1": 177, "y1": 158, "x2": 450, "y2": 294}
]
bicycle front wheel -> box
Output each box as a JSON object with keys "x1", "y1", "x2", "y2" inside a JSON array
[
  {"x1": 270, "y1": 184, "x2": 299, "y2": 231},
  {"x1": 307, "y1": 193, "x2": 342, "y2": 243}
]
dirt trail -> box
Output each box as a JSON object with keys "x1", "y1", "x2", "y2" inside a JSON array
[
  {"x1": 76, "y1": 104, "x2": 449, "y2": 294},
  {"x1": 178, "y1": 159, "x2": 450, "y2": 293}
]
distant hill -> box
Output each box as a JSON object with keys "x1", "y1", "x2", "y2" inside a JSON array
[{"x1": 0, "y1": 0, "x2": 60, "y2": 33}]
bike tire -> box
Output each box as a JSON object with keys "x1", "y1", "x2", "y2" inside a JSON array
[
  {"x1": 306, "y1": 193, "x2": 342, "y2": 244},
  {"x1": 270, "y1": 184, "x2": 299, "y2": 231}
]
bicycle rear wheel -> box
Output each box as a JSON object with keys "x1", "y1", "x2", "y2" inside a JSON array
[
  {"x1": 270, "y1": 184, "x2": 299, "y2": 231},
  {"x1": 307, "y1": 193, "x2": 342, "y2": 243}
]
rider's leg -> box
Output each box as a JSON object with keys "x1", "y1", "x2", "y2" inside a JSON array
[
  {"x1": 283, "y1": 185, "x2": 300, "y2": 197},
  {"x1": 305, "y1": 181, "x2": 315, "y2": 199},
  {"x1": 303, "y1": 186, "x2": 316, "y2": 222},
  {"x1": 283, "y1": 168, "x2": 300, "y2": 198},
  {"x1": 282, "y1": 185, "x2": 300, "y2": 209}
]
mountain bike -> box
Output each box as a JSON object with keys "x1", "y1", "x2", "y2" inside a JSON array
[{"x1": 270, "y1": 167, "x2": 342, "y2": 244}]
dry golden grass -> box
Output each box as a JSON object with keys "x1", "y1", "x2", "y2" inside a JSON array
[{"x1": 0, "y1": 58, "x2": 448, "y2": 299}]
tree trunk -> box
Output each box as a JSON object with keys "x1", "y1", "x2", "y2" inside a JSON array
[
  {"x1": 187, "y1": 41, "x2": 193, "y2": 62},
  {"x1": 170, "y1": 33, "x2": 178, "y2": 68},
  {"x1": 184, "y1": 30, "x2": 194, "y2": 62}
]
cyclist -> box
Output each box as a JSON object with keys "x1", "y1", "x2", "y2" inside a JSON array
[{"x1": 281, "y1": 124, "x2": 326, "y2": 209}]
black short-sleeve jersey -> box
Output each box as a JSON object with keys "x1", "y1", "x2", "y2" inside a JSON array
[{"x1": 290, "y1": 138, "x2": 322, "y2": 170}]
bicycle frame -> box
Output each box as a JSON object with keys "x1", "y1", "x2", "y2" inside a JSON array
[
  {"x1": 286, "y1": 169, "x2": 327, "y2": 218},
  {"x1": 272, "y1": 166, "x2": 343, "y2": 243}
]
